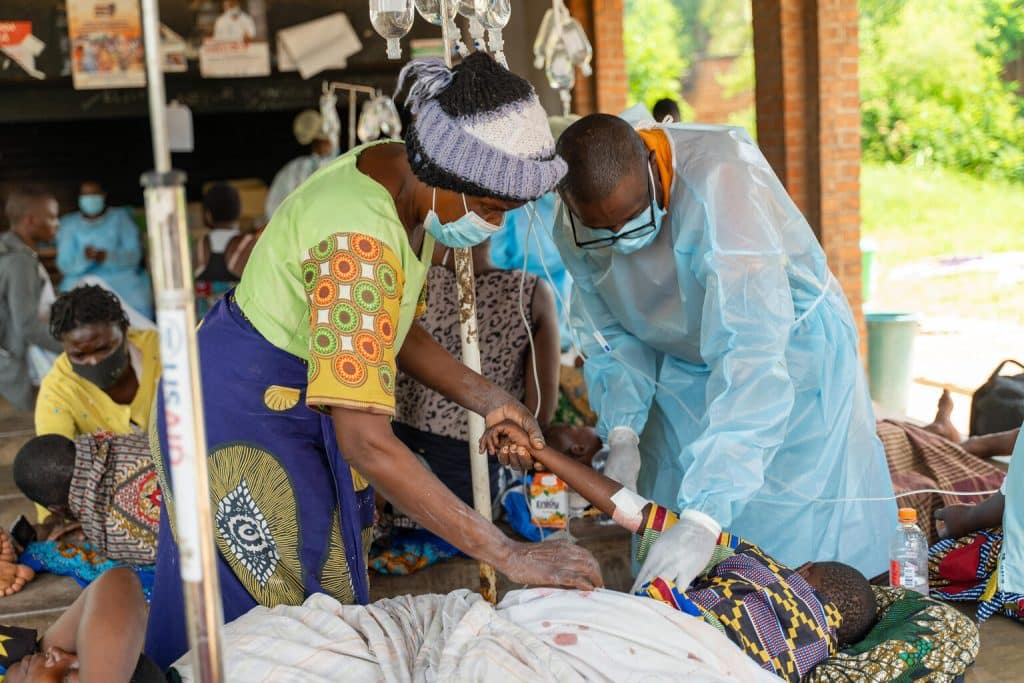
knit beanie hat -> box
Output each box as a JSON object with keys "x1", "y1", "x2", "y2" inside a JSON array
[{"x1": 397, "y1": 53, "x2": 566, "y2": 202}]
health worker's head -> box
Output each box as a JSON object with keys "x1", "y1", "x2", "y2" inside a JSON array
[
  {"x1": 556, "y1": 114, "x2": 665, "y2": 246},
  {"x1": 77, "y1": 180, "x2": 107, "y2": 219},
  {"x1": 49, "y1": 285, "x2": 132, "y2": 391}
]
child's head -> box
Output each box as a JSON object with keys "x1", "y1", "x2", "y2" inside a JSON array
[
  {"x1": 544, "y1": 424, "x2": 602, "y2": 466},
  {"x1": 796, "y1": 561, "x2": 877, "y2": 646},
  {"x1": 13, "y1": 435, "x2": 76, "y2": 511}
]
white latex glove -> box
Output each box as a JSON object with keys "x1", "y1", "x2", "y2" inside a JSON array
[
  {"x1": 605, "y1": 426, "x2": 641, "y2": 491},
  {"x1": 631, "y1": 509, "x2": 721, "y2": 594}
]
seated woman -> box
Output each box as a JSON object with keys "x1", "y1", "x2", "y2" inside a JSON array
[
  {"x1": 56, "y1": 180, "x2": 154, "y2": 320},
  {"x1": 0, "y1": 567, "x2": 162, "y2": 682},
  {"x1": 32, "y1": 285, "x2": 160, "y2": 522},
  {"x1": 930, "y1": 420, "x2": 1024, "y2": 623},
  {"x1": 391, "y1": 239, "x2": 560, "y2": 508},
  {"x1": 879, "y1": 390, "x2": 1009, "y2": 541},
  {"x1": 485, "y1": 422, "x2": 877, "y2": 682}
]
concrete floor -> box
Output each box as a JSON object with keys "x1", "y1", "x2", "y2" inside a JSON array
[{"x1": 0, "y1": 397, "x2": 1018, "y2": 679}]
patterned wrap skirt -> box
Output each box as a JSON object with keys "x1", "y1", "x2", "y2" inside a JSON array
[{"x1": 144, "y1": 294, "x2": 374, "y2": 668}]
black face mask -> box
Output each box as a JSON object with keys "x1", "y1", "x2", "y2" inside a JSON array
[{"x1": 70, "y1": 336, "x2": 129, "y2": 389}]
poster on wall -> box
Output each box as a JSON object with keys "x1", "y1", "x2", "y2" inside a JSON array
[
  {"x1": 66, "y1": 0, "x2": 146, "y2": 89},
  {"x1": 0, "y1": 21, "x2": 46, "y2": 79},
  {"x1": 198, "y1": 0, "x2": 270, "y2": 78}
]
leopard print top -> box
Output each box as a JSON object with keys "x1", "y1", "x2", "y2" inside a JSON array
[{"x1": 395, "y1": 265, "x2": 538, "y2": 442}]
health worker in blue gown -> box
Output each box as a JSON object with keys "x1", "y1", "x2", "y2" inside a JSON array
[
  {"x1": 542, "y1": 113, "x2": 896, "y2": 588},
  {"x1": 57, "y1": 180, "x2": 153, "y2": 319}
]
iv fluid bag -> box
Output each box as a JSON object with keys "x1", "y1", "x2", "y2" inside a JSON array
[
  {"x1": 415, "y1": 0, "x2": 457, "y2": 25},
  {"x1": 370, "y1": 0, "x2": 415, "y2": 59}
]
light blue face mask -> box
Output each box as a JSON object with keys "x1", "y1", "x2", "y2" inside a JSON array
[
  {"x1": 79, "y1": 194, "x2": 106, "y2": 217},
  {"x1": 610, "y1": 165, "x2": 666, "y2": 254},
  {"x1": 424, "y1": 189, "x2": 502, "y2": 249},
  {"x1": 578, "y1": 164, "x2": 666, "y2": 255}
]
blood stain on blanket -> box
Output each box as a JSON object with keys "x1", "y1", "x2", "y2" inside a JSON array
[
  {"x1": 688, "y1": 653, "x2": 704, "y2": 663},
  {"x1": 577, "y1": 625, "x2": 588, "y2": 630},
  {"x1": 542, "y1": 621, "x2": 551, "y2": 627},
  {"x1": 553, "y1": 633, "x2": 578, "y2": 645}
]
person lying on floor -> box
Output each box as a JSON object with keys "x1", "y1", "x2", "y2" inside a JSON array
[
  {"x1": 930, "y1": 419, "x2": 1024, "y2": 623},
  {"x1": 485, "y1": 422, "x2": 877, "y2": 682},
  {"x1": 13, "y1": 432, "x2": 160, "y2": 565},
  {"x1": 0, "y1": 566, "x2": 162, "y2": 682},
  {"x1": 879, "y1": 390, "x2": 1009, "y2": 541}
]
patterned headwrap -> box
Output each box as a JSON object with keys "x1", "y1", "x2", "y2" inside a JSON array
[{"x1": 398, "y1": 53, "x2": 567, "y2": 202}]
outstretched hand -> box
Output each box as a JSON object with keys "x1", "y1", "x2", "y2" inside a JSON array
[
  {"x1": 481, "y1": 414, "x2": 545, "y2": 471},
  {"x1": 498, "y1": 539, "x2": 604, "y2": 591}
]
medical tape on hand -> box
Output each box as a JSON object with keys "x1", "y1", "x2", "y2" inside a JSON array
[{"x1": 610, "y1": 487, "x2": 649, "y2": 533}]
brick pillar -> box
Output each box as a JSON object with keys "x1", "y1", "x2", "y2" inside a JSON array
[
  {"x1": 753, "y1": 0, "x2": 864, "y2": 341},
  {"x1": 566, "y1": 0, "x2": 627, "y2": 115}
]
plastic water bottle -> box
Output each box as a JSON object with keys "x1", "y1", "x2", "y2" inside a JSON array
[{"x1": 889, "y1": 507, "x2": 929, "y2": 596}]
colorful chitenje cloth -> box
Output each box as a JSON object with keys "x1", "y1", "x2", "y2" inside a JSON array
[
  {"x1": 878, "y1": 419, "x2": 1005, "y2": 543},
  {"x1": 369, "y1": 529, "x2": 462, "y2": 576},
  {"x1": 0, "y1": 624, "x2": 39, "y2": 682},
  {"x1": 929, "y1": 527, "x2": 1024, "y2": 623},
  {"x1": 68, "y1": 431, "x2": 161, "y2": 565},
  {"x1": 145, "y1": 293, "x2": 376, "y2": 669},
  {"x1": 635, "y1": 504, "x2": 840, "y2": 683},
  {"x1": 19, "y1": 539, "x2": 155, "y2": 598}
]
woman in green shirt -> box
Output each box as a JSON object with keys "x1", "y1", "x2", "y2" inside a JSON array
[{"x1": 146, "y1": 54, "x2": 602, "y2": 667}]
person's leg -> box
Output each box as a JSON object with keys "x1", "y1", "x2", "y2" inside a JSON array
[
  {"x1": 923, "y1": 390, "x2": 962, "y2": 444},
  {"x1": 0, "y1": 529, "x2": 34, "y2": 596}
]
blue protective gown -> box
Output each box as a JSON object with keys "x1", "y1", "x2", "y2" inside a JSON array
[
  {"x1": 492, "y1": 193, "x2": 574, "y2": 349},
  {"x1": 57, "y1": 207, "x2": 153, "y2": 319},
  {"x1": 1000, "y1": 425, "x2": 1024, "y2": 593},
  {"x1": 552, "y1": 123, "x2": 896, "y2": 577}
]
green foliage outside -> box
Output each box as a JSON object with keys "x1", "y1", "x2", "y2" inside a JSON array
[
  {"x1": 625, "y1": 0, "x2": 1024, "y2": 181},
  {"x1": 623, "y1": 0, "x2": 693, "y2": 118},
  {"x1": 860, "y1": 0, "x2": 1024, "y2": 182}
]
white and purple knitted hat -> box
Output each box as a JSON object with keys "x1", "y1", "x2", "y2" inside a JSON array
[{"x1": 397, "y1": 53, "x2": 567, "y2": 202}]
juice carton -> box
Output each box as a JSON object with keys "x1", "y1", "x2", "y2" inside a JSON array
[{"x1": 529, "y1": 473, "x2": 569, "y2": 529}]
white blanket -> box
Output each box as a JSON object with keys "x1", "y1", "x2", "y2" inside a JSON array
[{"x1": 173, "y1": 588, "x2": 780, "y2": 682}]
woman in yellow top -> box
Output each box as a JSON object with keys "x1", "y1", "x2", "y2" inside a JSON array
[
  {"x1": 35, "y1": 285, "x2": 160, "y2": 440},
  {"x1": 145, "y1": 54, "x2": 602, "y2": 667},
  {"x1": 33, "y1": 285, "x2": 160, "y2": 522}
]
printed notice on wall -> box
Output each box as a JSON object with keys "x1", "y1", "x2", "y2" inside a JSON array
[
  {"x1": 67, "y1": 0, "x2": 146, "y2": 89},
  {"x1": 198, "y1": 0, "x2": 270, "y2": 78}
]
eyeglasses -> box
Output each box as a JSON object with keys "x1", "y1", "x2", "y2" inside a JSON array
[{"x1": 569, "y1": 167, "x2": 658, "y2": 249}]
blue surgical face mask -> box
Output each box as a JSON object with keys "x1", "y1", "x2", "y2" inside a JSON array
[
  {"x1": 424, "y1": 189, "x2": 502, "y2": 249},
  {"x1": 611, "y1": 166, "x2": 666, "y2": 254},
  {"x1": 79, "y1": 194, "x2": 106, "y2": 217}
]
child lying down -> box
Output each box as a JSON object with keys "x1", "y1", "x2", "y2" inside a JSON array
[{"x1": 485, "y1": 421, "x2": 878, "y2": 683}]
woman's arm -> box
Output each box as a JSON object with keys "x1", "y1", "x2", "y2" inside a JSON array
[
  {"x1": 397, "y1": 323, "x2": 545, "y2": 457},
  {"x1": 40, "y1": 566, "x2": 146, "y2": 682},
  {"x1": 332, "y1": 408, "x2": 602, "y2": 589},
  {"x1": 523, "y1": 277, "x2": 560, "y2": 428}
]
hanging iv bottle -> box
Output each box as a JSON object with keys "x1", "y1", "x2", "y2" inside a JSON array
[
  {"x1": 545, "y1": 37, "x2": 576, "y2": 116},
  {"x1": 561, "y1": 17, "x2": 593, "y2": 77},
  {"x1": 414, "y1": 0, "x2": 457, "y2": 26},
  {"x1": 477, "y1": 0, "x2": 511, "y2": 54},
  {"x1": 533, "y1": 6, "x2": 556, "y2": 69},
  {"x1": 370, "y1": 0, "x2": 415, "y2": 60},
  {"x1": 458, "y1": 0, "x2": 487, "y2": 51}
]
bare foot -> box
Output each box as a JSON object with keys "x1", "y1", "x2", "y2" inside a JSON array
[
  {"x1": 0, "y1": 560, "x2": 35, "y2": 596},
  {"x1": 0, "y1": 528, "x2": 17, "y2": 563},
  {"x1": 924, "y1": 390, "x2": 962, "y2": 443},
  {"x1": 0, "y1": 528, "x2": 35, "y2": 596}
]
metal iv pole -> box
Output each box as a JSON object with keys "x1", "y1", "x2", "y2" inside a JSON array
[{"x1": 139, "y1": 0, "x2": 224, "y2": 679}]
